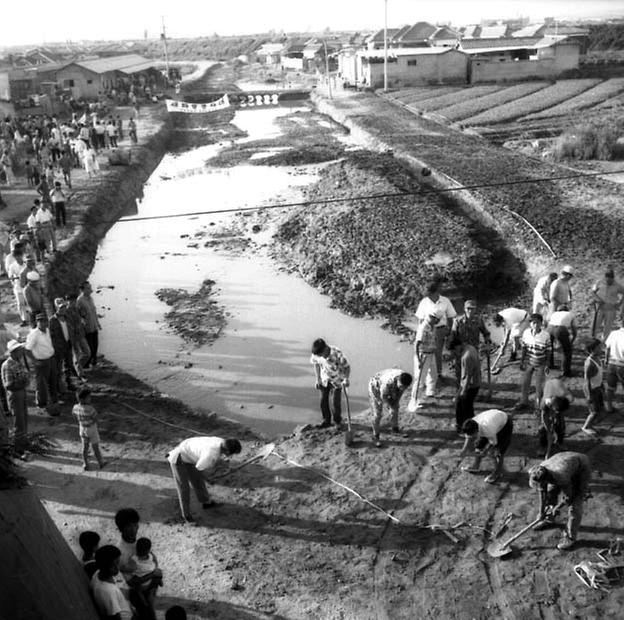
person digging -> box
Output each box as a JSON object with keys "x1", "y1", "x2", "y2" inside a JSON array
[
  {"x1": 458, "y1": 409, "x2": 513, "y2": 484},
  {"x1": 529, "y1": 451, "x2": 592, "y2": 551},
  {"x1": 368, "y1": 369, "x2": 412, "y2": 447}
]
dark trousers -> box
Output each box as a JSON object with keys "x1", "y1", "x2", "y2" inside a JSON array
[
  {"x1": 85, "y1": 331, "x2": 99, "y2": 366},
  {"x1": 7, "y1": 389, "x2": 28, "y2": 448},
  {"x1": 548, "y1": 326, "x2": 572, "y2": 376},
  {"x1": 33, "y1": 357, "x2": 58, "y2": 408},
  {"x1": 53, "y1": 201, "x2": 66, "y2": 226},
  {"x1": 55, "y1": 345, "x2": 77, "y2": 389},
  {"x1": 455, "y1": 387, "x2": 480, "y2": 432},
  {"x1": 320, "y1": 383, "x2": 342, "y2": 424}
]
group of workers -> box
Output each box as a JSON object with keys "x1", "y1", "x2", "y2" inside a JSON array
[{"x1": 307, "y1": 265, "x2": 623, "y2": 552}]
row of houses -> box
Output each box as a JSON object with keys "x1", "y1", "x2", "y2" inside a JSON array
[
  {"x1": 0, "y1": 54, "x2": 164, "y2": 104},
  {"x1": 338, "y1": 22, "x2": 586, "y2": 88}
]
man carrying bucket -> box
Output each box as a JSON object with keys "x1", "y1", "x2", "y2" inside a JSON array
[
  {"x1": 310, "y1": 338, "x2": 350, "y2": 429},
  {"x1": 529, "y1": 451, "x2": 591, "y2": 551}
]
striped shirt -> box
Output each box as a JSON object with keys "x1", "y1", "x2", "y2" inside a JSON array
[
  {"x1": 522, "y1": 328, "x2": 550, "y2": 368},
  {"x1": 72, "y1": 404, "x2": 98, "y2": 428}
]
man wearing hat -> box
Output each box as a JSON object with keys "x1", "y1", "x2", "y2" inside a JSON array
[
  {"x1": 19, "y1": 255, "x2": 38, "y2": 290},
  {"x1": 50, "y1": 181, "x2": 67, "y2": 228},
  {"x1": 450, "y1": 299, "x2": 491, "y2": 350},
  {"x1": 529, "y1": 451, "x2": 591, "y2": 551},
  {"x1": 23, "y1": 270, "x2": 44, "y2": 328},
  {"x1": 408, "y1": 310, "x2": 440, "y2": 411},
  {"x1": 516, "y1": 313, "x2": 552, "y2": 411},
  {"x1": 549, "y1": 266, "x2": 574, "y2": 315},
  {"x1": 1, "y1": 340, "x2": 30, "y2": 452},
  {"x1": 591, "y1": 267, "x2": 624, "y2": 340},
  {"x1": 6, "y1": 246, "x2": 28, "y2": 326},
  {"x1": 25, "y1": 313, "x2": 58, "y2": 412}
]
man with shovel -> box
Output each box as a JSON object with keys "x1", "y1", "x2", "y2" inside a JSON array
[
  {"x1": 369, "y1": 369, "x2": 412, "y2": 447},
  {"x1": 408, "y1": 311, "x2": 440, "y2": 411},
  {"x1": 167, "y1": 436, "x2": 242, "y2": 523},
  {"x1": 529, "y1": 451, "x2": 592, "y2": 550}
]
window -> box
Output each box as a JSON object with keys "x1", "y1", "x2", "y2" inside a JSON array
[
  {"x1": 63, "y1": 79, "x2": 74, "y2": 87},
  {"x1": 87, "y1": 79, "x2": 93, "y2": 84},
  {"x1": 407, "y1": 59, "x2": 417, "y2": 66}
]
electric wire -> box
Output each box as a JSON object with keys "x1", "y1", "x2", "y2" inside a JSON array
[{"x1": 112, "y1": 167, "x2": 624, "y2": 224}]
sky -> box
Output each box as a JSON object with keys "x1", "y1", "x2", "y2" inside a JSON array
[{"x1": 2, "y1": 0, "x2": 623, "y2": 47}]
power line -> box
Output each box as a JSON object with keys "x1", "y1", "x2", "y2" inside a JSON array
[{"x1": 115, "y1": 166, "x2": 624, "y2": 224}]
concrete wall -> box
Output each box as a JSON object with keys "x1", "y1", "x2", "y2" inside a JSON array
[
  {"x1": 363, "y1": 51, "x2": 468, "y2": 88},
  {"x1": 281, "y1": 56, "x2": 304, "y2": 71},
  {"x1": 56, "y1": 65, "x2": 101, "y2": 99}
]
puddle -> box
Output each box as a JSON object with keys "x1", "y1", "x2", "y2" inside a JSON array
[{"x1": 92, "y1": 106, "x2": 414, "y2": 436}]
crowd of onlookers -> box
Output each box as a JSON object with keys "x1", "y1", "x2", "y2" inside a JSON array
[{"x1": 80, "y1": 508, "x2": 188, "y2": 620}]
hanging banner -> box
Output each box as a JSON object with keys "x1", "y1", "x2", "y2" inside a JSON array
[{"x1": 166, "y1": 94, "x2": 230, "y2": 113}]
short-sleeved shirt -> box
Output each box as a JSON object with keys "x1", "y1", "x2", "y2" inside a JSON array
[
  {"x1": 415, "y1": 321, "x2": 436, "y2": 353},
  {"x1": 25, "y1": 327, "x2": 55, "y2": 360},
  {"x1": 606, "y1": 328, "x2": 624, "y2": 365},
  {"x1": 310, "y1": 346, "x2": 350, "y2": 387},
  {"x1": 550, "y1": 278, "x2": 572, "y2": 309},
  {"x1": 72, "y1": 403, "x2": 98, "y2": 428},
  {"x1": 415, "y1": 295, "x2": 456, "y2": 327},
  {"x1": 548, "y1": 310, "x2": 574, "y2": 329},
  {"x1": 369, "y1": 369, "x2": 407, "y2": 404},
  {"x1": 459, "y1": 345, "x2": 482, "y2": 392},
  {"x1": 90, "y1": 571, "x2": 133, "y2": 619},
  {"x1": 35, "y1": 208, "x2": 54, "y2": 226},
  {"x1": 472, "y1": 409, "x2": 508, "y2": 445},
  {"x1": 540, "y1": 452, "x2": 591, "y2": 498},
  {"x1": 451, "y1": 314, "x2": 490, "y2": 348},
  {"x1": 533, "y1": 275, "x2": 552, "y2": 305},
  {"x1": 167, "y1": 436, "x2": 225, "y2": 472},
  {"x1": 592, "y1": 280, "x2": 624, "y2": 310},
  {"x1": 499, "y1": 308, "x2": 528, "y2": 328},
  {"x1": 522, "y1": 328, "x2": 550, "y2": 368}
]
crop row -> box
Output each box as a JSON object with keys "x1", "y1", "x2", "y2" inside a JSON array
[
  {"x1": 392, "y1": 86, "x2": 463, "y2": 105},
  {"x1": 523, "y1": 78, "x2": 624, "y2": 120},
  {"x1": 409, "y1": 84, "x2": 503, "y2": 113},
  {"x1": 461, "y1": 79, "x2": 601, "y2": 126},
  {"x1": 436, "y1": 82, "x2": 549, "y2": 121}
]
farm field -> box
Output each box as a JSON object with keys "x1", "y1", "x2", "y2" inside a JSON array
[{"x1": 387, "y1": 77, "x2": 624, "y2": 143}]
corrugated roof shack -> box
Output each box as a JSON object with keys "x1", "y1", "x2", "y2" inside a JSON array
[
  {"x1": 462, "y1": 36, "x2": 581, "y2": 83},
  {"x1": 356, "y1": 48, "x2": 468, "y2": 88},
  {"x1": 56, "y1": 54, "x2": 162, "y2": 99}
]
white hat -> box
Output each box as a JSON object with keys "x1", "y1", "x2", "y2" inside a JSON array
[
  {"x1": 26, "y1": 271, "x2": 40, "y2": 281},
  {"x1": 7, "y1": 340, "x2": 24, "y2": 353},
  {"x1": 561, "y1": 265, "x2": 574, "y2": 276}
]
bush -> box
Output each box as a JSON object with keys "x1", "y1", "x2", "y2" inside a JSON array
[{"x1": 554, "y1": 119, "x2": 624, "y2": 161}]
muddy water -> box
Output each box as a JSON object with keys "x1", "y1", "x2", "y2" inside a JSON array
[{"x1": 91, "y1": 106, "x2": 414, "y2": 437}]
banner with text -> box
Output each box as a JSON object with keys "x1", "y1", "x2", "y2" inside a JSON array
[{"x1": 165, "y1": 94, "x2": 230, "y2": 113}]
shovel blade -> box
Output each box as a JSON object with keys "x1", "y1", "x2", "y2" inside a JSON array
[
  {"x1": 487, "y1": 541, "x2": 513, "y2": 558},
  {"x1": 344, "y1": 429, "x2": 354, "y2": 447},
  {"x1": 257, "y1": 442, "x2": 276, "y2": 460}
]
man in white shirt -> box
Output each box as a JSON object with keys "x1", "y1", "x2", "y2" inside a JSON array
[
  {"x1": 547, "y1": 304, "x2": 577, "y2": 377},
  {"x1": 458, "y1": 409, "x2": 512, "y2": 483},
  {"x1": 7, "y1": 246, "x2": 27, "y2": 325},
  {"x1": 167, "y1": 436, "x2": 242, "y2": 523},
  {"x1": 549, "y1": 266, "x2": 573, "y2": 314},
  {"x1": 532, "y1": 272, "x2": 557, "y2": 321},
  {"x1": 35, "y1": 201, "x2": 56, "y2": 252},
  {"x1": 415, "y1": 280, "x2": 457, "y2": 378},
  {"x1": 605, "y1": 326, "x2": 624, "y2": 414},
  {"x1": 25, "y1": 313, "x2": 58, "y2": 411},
  {"x1": 91, "y1": 545, "x2": 134, "y2": 620},
  {"x1": 492, "y1": 307, "x2": 529, "y2": 362}
]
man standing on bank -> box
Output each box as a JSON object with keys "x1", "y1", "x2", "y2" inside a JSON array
[
  {"x1": 516, "y1": 313, "x2": 551, "y2": 412},
  {"x1": 310, "y1": 338, "x2": 350, "y2": 429},
  {"x1": 24, "y1": 313, "x2": 59, "y2": 413},
  {"x1": 529, "y1": 451, "x2": 591, "y2": 551},
  {"x1": 591, "y1": 267, "x2": 624, "y2": 340},
  {"x1": 77, "y1": 281, "x2": 101, "y2": 369},
  {"x1": 449, "y1": 334, "x2": 482, "y2": 433},
  {"x1": 167, "y1": 436, "x2": 242, "y2": 523},
  {"x1": 549, "y1": 266, "x2": 574, "y2": 315}
]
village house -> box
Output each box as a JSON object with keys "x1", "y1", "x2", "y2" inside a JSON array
[
  {"x1": 255, "y1": 43, "x2": 285, "y2": 66},
  {"x1": 280, "y1": 40, "x2": 308, "y2": 71},
  {"x1": 55, "y1": 54, "x2": 161, "y2": 99}
]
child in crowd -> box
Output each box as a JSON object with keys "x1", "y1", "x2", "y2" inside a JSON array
[
  {"x1": 78, "y1": 530, "x2": 101, "y2": 579},
  {"x1": 128, "y1": 537, "x2": 163, "y2": 604},
  {"x1": 582, "y1": 338, "x2": 604, "y2": 436},
  {"x1": 72, "y1": 387, "x2": 105, "y2": 470},
  {"x1": 24, "y1": 160, "x2": 36, "y2": 186},
  {"x1": 166, "y1": 606, "x2": 187, "y2": 620}
]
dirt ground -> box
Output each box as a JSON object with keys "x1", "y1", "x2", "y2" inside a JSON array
[{"x1": 4, "y1": 63, "x2": 624, "y2": 620}]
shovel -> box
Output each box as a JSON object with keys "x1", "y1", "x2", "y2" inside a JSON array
[
  {"x1": 487, "y1": 516, "x2": 542, "y2": 558},
  {"x1": 484, "y1": 347, "x2": 492, "y2": 401},
  {"x1": 344, "y1": 387, "x2": 354, "y2": 447},
  {"x1": 211, "y1": 442, "x2": 275, "y2": 480}
]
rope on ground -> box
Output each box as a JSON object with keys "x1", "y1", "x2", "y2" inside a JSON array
[{"x1": 114, "y1": 398, "x2": 205, "y2": 436}]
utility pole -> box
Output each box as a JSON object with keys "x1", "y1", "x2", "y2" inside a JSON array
[
  {"x1": 161, "y1": 16, "x2": 170, "y2": 80},
  {"x1": 383, "y1": 0, "x2": 388, "y2": 92},
  {"x1": 323, "y1": 39, "x2": 333, "y2": 99}
]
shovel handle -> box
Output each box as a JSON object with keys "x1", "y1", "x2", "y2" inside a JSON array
[
  {"x1": 500, "y1": 516, "x2": 543, "y2": 547},
  {"x1": 344, "y1": 386, "x2": 352, "y2": 431}
]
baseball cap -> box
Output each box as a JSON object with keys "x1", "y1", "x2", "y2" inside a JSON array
[
  {"x1": 561, "y1": 265, "x2": 574, "y2": 276},
  {"x1": 464, "y1": 299, "x2": 477, "y2": 309},
  {"x1": 6, "y1": 340, "x2": 23, "y2": 353},
  {"x1": 26, "y1": 271, "x2": 40, "y2": 281}
]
